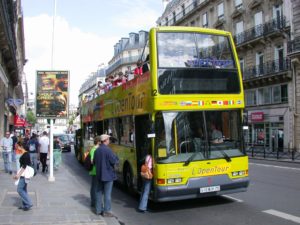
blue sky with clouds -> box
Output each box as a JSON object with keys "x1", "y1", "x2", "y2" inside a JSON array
[{"x1": 22, "y1": 0, "x2": 164, "y2": 105}]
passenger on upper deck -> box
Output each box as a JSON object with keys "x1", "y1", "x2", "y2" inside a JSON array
[{"x1": 134, "y1": 60, "x2": 143, "y2": 77}]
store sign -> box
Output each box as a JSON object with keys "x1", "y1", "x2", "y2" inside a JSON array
[
  {"x1": 251, "y1": 112, "x2": 264, "y2": 122},
  {"x1": 14, "y1": 115, "x2": 25, "y2": 127}
]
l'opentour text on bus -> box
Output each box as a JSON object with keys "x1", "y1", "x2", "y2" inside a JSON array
[{"x1": 76, "y1": 26, "x2": 249, "y2": 202}]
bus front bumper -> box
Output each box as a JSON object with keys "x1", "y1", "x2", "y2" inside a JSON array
[{"x1": 153, "y1": 176, "x2": 249, "y2": 202}]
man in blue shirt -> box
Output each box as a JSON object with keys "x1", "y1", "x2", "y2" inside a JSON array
[{"x1": 93, "y1": 134, "x2": 119, "y2": 217}]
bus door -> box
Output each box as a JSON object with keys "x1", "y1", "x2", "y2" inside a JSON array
[{"x1": 135, "y1": 114, "x2": 151, "y2": 190}]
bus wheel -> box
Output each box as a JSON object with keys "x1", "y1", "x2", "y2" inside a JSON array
[{"x1": 124, "y1": 166, "x2": 133, "y2": 192}]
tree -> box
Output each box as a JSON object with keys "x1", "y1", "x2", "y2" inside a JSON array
[{"x1": 26, "y1": 110, "x2": 37, "y2": 126}]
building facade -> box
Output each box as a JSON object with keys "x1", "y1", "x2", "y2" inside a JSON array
[
  {"x1": 288, "y1": 0, "x2": 300, "y2": 150},
  {"x1": 106, "y1": 30, "x2": 148, "y2": 78},
  {"x1": 156, "y1": 0, "x2": 297, "y2": 151},
  {"x1": 0, "y1": 0, "x2": 26, "y2": 138}
]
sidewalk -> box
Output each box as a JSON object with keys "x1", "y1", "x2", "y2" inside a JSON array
[{"x1": 0, "y1": 157, "x2": 108, "y2": 225}]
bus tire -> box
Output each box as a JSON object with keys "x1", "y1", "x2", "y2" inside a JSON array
[{"x1": 123, "y1": 165, "x2": 134, "y2": 192}]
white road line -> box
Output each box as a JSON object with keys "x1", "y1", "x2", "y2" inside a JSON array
[
  {"x1": 250, "y1": 163, "x2": 300, "y2": 171},
  {"x1": 263, "y1": 209, "x2": 300, "y2": 224},
  {"x1": 222, "y1": 195, "x2": 243, "y2": 202}
]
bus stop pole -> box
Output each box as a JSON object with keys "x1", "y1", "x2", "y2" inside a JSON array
[{"x1": 48, "y1": 119, "x2": 55, "y2": 182}]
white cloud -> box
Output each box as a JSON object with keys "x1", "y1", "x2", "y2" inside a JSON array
[{"x1": 24, "y1": 14, "x2": 116, "y2": 106}]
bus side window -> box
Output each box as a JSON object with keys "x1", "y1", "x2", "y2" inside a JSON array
[{"x1": 120, "y1": 116, "x2": 134, "y2": 147}]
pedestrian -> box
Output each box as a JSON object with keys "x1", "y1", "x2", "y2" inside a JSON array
[
  {"x1": 28, "y1": 133, "x2": 39, "y2": 174},
  {"x1": 13, "y1": 141, "x2": 33, "y2": 211},
  {"x1": 22, "y1": 133, "x2": 30, "y2": 151},
  {"x1": 15, "y1": 141, "x2": 26, "y2": 172},
  {"x1": 89, "y1": 136, "x2": 101, "y2": 208},
  {"x1": 93, "y1": 134, "x2": 119, "y2": 217},
  {"x1": 138, "y1": 153, "x2": 153, "y2": 213},
  {"x1": 38, "y1": 131, "x2": 50, "y2": 173},
  {"x1": 0, "y1": 131, "x2": 13, "y2": 174},
  {"x1": 11, "y1": 130, "x2": 18, "y2": 162}
]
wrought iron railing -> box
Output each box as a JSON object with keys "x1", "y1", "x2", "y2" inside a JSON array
[
  {"x1": 246, "y1": 144, "x2": 300, "y2": 161},
  {"x1": 287, "y1": 36, "x2": 300, "y2": 54},
  {"x1": 234, "y1": 16, "x2": 287, "y2": 46},
  {"x1": 160, "y1": 0, "x2": 210, "y2": 26},
  {"x1": 242, "y1": 58, "x2": 290, "y2": 80},
  {"x1": 106, "y1": 56, "x2": 140, "y2": 75}
]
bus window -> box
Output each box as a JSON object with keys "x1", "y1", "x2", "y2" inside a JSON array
[
  {"x1": 120, "y1": 116, "x2": 134, "y2": 147},
  {"x1": 108, "y1": 118, "x2": 119, "y2": 144},
  {"x1": 156, "y1": 110, "x2": 243, "y2": 163}
]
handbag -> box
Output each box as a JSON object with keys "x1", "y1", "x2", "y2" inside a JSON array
[
  {"x1": 140, "y1": 156, "x2": 153, "y2": 180},
  {"x1": 23, "y1": 166, "x2": 34, "y2": 179}
]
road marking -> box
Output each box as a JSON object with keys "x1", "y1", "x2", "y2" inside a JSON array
[
  {"x1": 222, "y1": 195, "x2": 243, "y2": 202},
  {"x1": 263, "y1": 209, "x2": 300, "y2": 224},
  {"x1": 250, "y1": 163, "x2": 300, "y2": 171}
]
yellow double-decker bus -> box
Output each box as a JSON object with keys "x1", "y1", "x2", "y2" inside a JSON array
[{"x1": 77, "y1": 26, "x2": 249, "y2": 202}]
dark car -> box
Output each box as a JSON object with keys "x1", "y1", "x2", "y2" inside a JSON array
[{"x1": 54, "y1": 134, "x2": 71, "y2": 152}]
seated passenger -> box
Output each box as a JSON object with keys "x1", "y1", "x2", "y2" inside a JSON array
[
  {"x1": 210, "y1": 123, "x2": 223, "y2": 144},
  {"x1": 134, "y1": 60, "x2": 143, "y2": 77}
]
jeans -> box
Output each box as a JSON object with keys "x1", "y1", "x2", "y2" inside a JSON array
[
  {"x1": 2, "y1": 152, "x2": 12, "y2": 173},
  {"x1": 90, "y1": 175, "x2": 98, "y2": 207},
  {"x1": 95, "y1": 180, "x2": 113, "y2": 214},
  {"x1": 138, "y1": 179, "x2": 152, "y2": 211},
  {"x1": 15, "y1": 154, "x2": 22, "y2": 172},
  {"x1": 30, "y1": 153, "x2": 38, "y2": 173},
  {"x1": 17, "y1": 177, "x2": 32, "y2": 209}
]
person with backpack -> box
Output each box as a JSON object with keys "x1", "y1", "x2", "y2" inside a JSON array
[
  {"x1": 28, "y1": 133, "x2": 39, "y2": 175},
  {"x1": 87, "y1": 136, "x2": 101, "y2": 208}
]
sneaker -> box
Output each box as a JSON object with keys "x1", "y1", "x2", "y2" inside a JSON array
[{"x1": 102, "y1": 212, "x2": 114, "y2": 217}]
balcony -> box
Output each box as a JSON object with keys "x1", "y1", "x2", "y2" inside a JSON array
[
  {"x1": 106, "y1": 56, "x2": 140, "y2": 75},
  {"x1": 243, "y1": 58, "x2": 291, "y2": 89},
  {"x1": 234, "y1": 16, "x2": 289, "y2": 49},
  {"x1": 160, "y1": 0, "x2": 211, "y2": 26},
  {"x1": 287, "y1": 36, "x2": 300, "y2": 57}
]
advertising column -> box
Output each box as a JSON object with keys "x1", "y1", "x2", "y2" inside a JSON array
[{"x1": 36, "y1": 71, "x2": 69, "y2": 181}]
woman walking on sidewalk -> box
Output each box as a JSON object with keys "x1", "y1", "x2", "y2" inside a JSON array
[{"x1": 13, "y1": 141, "x2": 33, "y2": 211}]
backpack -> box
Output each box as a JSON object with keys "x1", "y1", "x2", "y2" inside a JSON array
[
  {"x1": 84, "y1": 153, "x2": 93, "y2": 171},
  {"x1": 29, "y1": 140, "x2": 36, "y2": 152}
]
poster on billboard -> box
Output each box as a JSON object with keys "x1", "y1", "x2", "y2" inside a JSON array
[{"x1": 36, "y1": 71, "x2": 69, "y2": 118}]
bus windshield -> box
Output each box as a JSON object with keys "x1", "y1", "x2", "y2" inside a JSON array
[
  {"x1": 155, "y1": 110, "x2": 244, "y2": 163},
  {"x1": 157, "y1": 32, "x2": 240, "y2": 94}
]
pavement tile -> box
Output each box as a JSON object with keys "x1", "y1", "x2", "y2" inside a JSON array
[{"x1": 0, "y1": 158, "x2": 108, "y2": 225}]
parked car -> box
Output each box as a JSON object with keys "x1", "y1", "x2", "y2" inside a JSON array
[{"x1": 54, "y1": 134, "x2": 71, "y2": 152}]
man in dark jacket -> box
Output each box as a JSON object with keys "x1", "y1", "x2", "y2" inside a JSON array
[{"x1": 93, "y1": 134, "x2": 119, "y2": 217}]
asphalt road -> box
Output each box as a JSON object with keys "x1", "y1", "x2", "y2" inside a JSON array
[{"x1": 63, "y1": 149, "x2": 300, "y2": 225}]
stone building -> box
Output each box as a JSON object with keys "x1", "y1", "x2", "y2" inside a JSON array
[
  {"x1": 106, "y1": 30, "x2": 148, "y2": 78},
  {"x1": 288, "y1": 0, "x2": 300, "y2": 150},
  {"x1": 156, "y1": 0, "x2": 297, "y2": 151},
  {"x1": 0, "y1": 0, "x2": 26, "y2": 138}
]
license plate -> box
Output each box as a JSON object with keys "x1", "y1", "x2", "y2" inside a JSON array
[{"x1": 200, "y1": 185, "x2": 220, "y2": 193}]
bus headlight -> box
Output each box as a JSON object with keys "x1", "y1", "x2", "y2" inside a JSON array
[
  {"x1": 167, "y1": 178, "x2": 182, "y2": 184},
  {"x1": 232, "y1": 170, "x2": 248, "y2": 177}
]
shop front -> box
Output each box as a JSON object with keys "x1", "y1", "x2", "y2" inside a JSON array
[{"x1": 246, "y1": 108, "x2": 289, "y2": 152}]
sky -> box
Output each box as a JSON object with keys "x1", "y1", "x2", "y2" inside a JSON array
[{"x1": 22, "y1": 0, "x2": 164, "y2": 106}]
